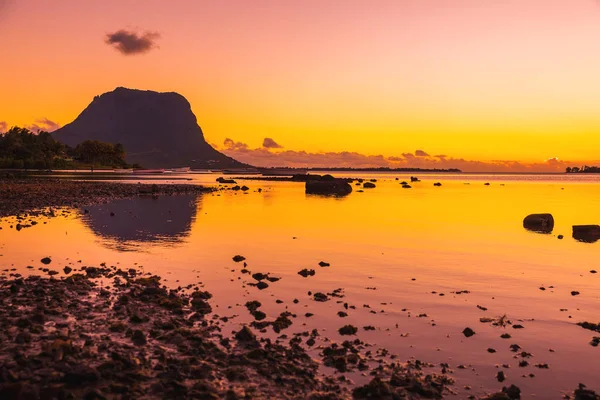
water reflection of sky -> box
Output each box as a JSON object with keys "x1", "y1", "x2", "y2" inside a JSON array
[
  {"x1": 2, "y1": 174, "x2": 599, "y2": 398},
  {"x1": 80, "y1": 194, "x2": 200, "y2": 251}
]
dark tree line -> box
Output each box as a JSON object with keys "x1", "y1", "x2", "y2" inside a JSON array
[
  {"x1": 566, "y1": 166, "x2": 600, "y2": 173},
  {"x1": 0, "y1": 127, "x2": 132, "y2": 169}
]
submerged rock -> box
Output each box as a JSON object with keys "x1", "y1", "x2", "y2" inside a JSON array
[
  {"x1": 363, "y1": 182, "x2": 376, "y2": 189},
  {"x1": 523, "y1": 213, "x2": 554, "y2": 233}
]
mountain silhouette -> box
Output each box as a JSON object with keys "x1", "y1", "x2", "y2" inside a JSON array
[{"x1": 53, "y1": 87, "x2": 246, "y2": 168}]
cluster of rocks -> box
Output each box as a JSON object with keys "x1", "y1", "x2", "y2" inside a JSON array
[
  {"x1": 0, "y1": 267, "x2": 349, "y2": 399},
  {"x1": 0, "y1": 178, "x2": 213, "y2": 218},
  {"x1": 523, "y1": 213, "x2": 600, "y2": 242}
]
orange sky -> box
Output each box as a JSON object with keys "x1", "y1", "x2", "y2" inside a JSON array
[{"x1": 1, "y1": 0, "x2": 600, "y2": 171}]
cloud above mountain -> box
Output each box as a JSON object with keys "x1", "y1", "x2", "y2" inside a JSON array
[
  {"x1": 219, "y1": 137, "x2": 590, "y2": 172},
  {"x1": 105, "y1": 29, "x2": 160, "y2": 55},
  {"x1": 262, "y1": 138, "x2": 283, "y2": 149},
  {"x1": 25, "y1": 118, "x2": 61, "y2": 132}
]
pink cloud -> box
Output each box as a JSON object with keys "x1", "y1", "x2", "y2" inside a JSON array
[
  {"x1": 220, "y1": 137, "x2": 597, "y2": 173},
  {"x1": 25, "y1": 117, "x2": 61, "y2": 132}
]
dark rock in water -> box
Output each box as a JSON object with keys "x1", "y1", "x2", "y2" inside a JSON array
[
  {"x1": 245, "y1": 300, "x2": 262, "y2": 313},
  {"x1": 433, "y1": 182, "x2": 442, "y2": 186},
  {"x1": 256, "y1": 281, "x2": 269, "y2": 290},
  {"x1": 53, "y1": 87, "x2": 245, "y2": 169},
  {"x1": 217, "y1": 177, "x2": 237, "y2": 184},
  {"x1": 305, "y1": 179, "x2": 352, "y2": 196},
  {"x1": 232, "y1": 255, "x2": 246, "y2": 262},
  {"x1": 235, "y1": 325, "x2": 257, "y2": 342},
  {"x1": 410, "y1": 176, "x2": 420, "y2": 182},
  {"x1": 272, "y1": 313, "x2": 293, "y2": 333},
  {"x1": 318, "y1": 261, "x2": 330, "y2": 267},
  {"x1": 363, "y1": 182, "x2": 376, "y2": 189},
  {"x1": 338, "y1": 325, "x2": 358, "y2": 335},
  {"x1": 191, "y1": 297, "x2": 212, "y2": 314},
  {"x1": 462, "y1": 327, "x2": 476, "y2": 337},
  {"x1": 231, "y1": 185, "x2": 241, "y2": 191},
  {"x1": 590, "y1": 337, "x2": 600, "y2": 347},
  {"x1": 313, "y1": 292, "x2": 329, "y2": 302},
  {"x1": 252, "y1": 310, "x2": 267, "y2": 321},
  {"x1": 577, "y1": 321, "x2": 600, "y2": 332},
  {"x1": 63, "y1": 266, "x2": 72, "y2": 274},
  {"x1": 252, "y1": 273, "x2": 267, "y2": 281},
  {"x1": 41, "y1": 257, "x2": 52, "y2": 265},
  {"x1": 558, "y1": 234, "x2": 564, "y2": 239},
  {"x1": 574, "y1": 384, "x2": 600, "y2": 400},
  {"x1": 241, "y1": 186, "x2": 249, "y2": 191},
  {"x1": 573, "y1": 225, "x2": 600, "y2": 243},
  {"x1": 571, "y1": 291, "x2": 580, "y2": 296},
  {"x1": 497, "y1": 371, "x2": 506, "y2": 382},
  {"x1": 298, "y1": 269, "x2": 315, "y2": 278},
  {"x1": 523, "y1": 213, "x2": 554, "y2": 233},
  {"x1": 402, "y1": 184, "x2": 411, "y2": 189},
  {"x1": 503, "y1": 384, "x2": 521, "y2": 399}
]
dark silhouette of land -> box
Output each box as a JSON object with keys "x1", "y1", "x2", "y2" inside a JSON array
[
  {"x1": 566, "y1": 166, "x2": 600, "y2": 173},
  {"x1": 53, "y1": 87, "x2": 246, "y2": 169}
]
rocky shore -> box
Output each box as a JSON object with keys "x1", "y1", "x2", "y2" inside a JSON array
[
  {"x1": 0, "y1": 177, "x2": 214, "y2": 218},
  {"x1": 0, "y1": 266, "x2": 457, "y2": 399}
]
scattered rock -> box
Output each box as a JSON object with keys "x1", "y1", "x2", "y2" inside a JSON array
[
  {"x1": 338, "y1": 325, "x2": 358, "y2": 335},
  {"x1": 462, "y1": 327, "x2": 476, "y2": 337},
  {"x1": 298, "y1": 269, "x2": 315, "y2": 278},
  {"x1": 232, "y1": 255, "x2": 246, "y2": 262},
  {"x1": 523, "y1": 213, "x2": 554, "y2": 233},
  {"x1": 573, "y1": 225, "x2": 600, "y2": 243}
]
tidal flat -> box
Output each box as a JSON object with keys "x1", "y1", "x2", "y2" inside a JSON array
[{"x1": 0, "y1": 172, "x2": 599, "y2": 399}]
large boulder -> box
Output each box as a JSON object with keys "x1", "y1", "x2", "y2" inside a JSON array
[
  {"x1": 305, "y1": 179, "x2": 352, "y2": 196},
  {"x1": 523, "y1": 214, "x2": 554, "y2": 233},
  {"x1": 53, "y1": 87, "x2": 246, "y2": 169},
  {"x1": 573, "y1": 225, "x2": 600, "y2": 243}
]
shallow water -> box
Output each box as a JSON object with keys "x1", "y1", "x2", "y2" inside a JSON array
[{"x1": 2, "y1": 172, "x2": 599, "y2": 398}]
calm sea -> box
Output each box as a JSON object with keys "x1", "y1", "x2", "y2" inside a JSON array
[{"x1": 2, "y1": 172, "x2": 599, "y2": 398}]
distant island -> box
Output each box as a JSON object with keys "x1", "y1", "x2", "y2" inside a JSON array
[
  {"x1": 261, "y1": 166, "x2": 462, "y2": 173},
  {"x1": 566, "y1": 166, "x2": 600, "y2": 173}
]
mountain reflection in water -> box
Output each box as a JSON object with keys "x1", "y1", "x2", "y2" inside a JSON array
[{"x1": 80, "y1": 194, "x2": 201, "y2": 251}]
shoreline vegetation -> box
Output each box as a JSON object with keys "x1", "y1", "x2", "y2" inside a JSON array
[
  {"x1": 566, "y1": 166, "x2": 600, "y2": 174},
  {"x1": 0, "y1": 127, "x2": 139, "y2": 170}
]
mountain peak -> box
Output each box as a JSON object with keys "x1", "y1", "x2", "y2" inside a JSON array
[{"x1": 53, "y1": 88, "x2": 245, "y2": 169}]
